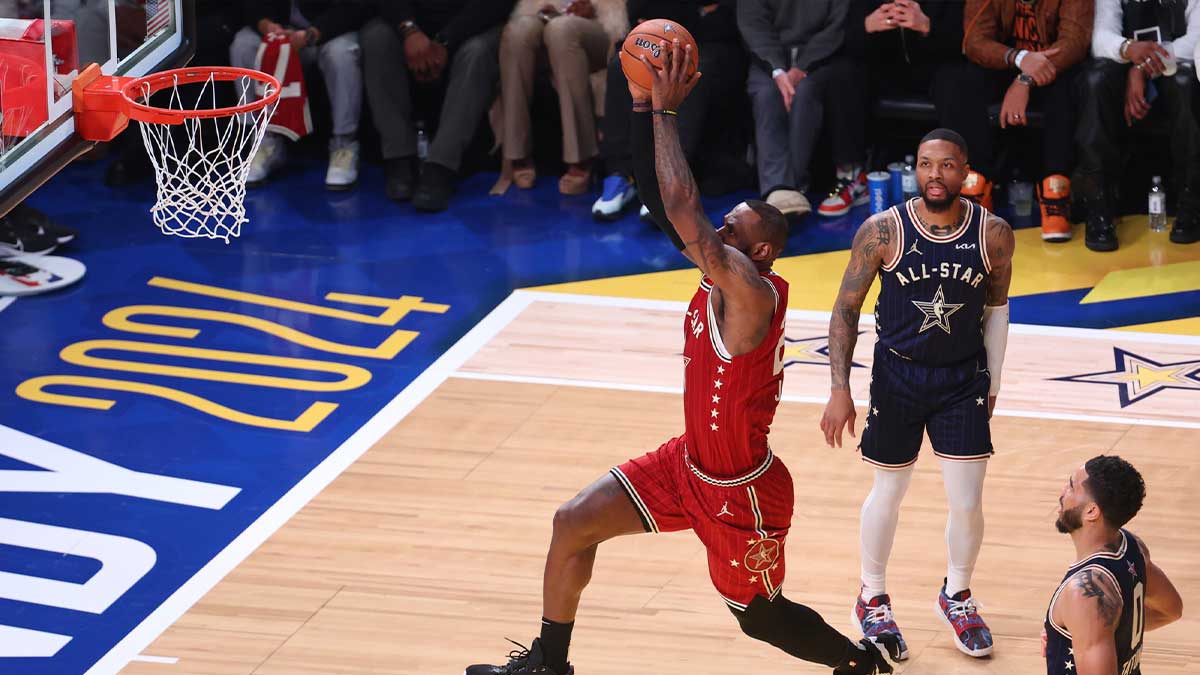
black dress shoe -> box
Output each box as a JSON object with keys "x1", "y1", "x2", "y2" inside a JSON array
[
  {"x1": 412, "y1": 161, "x2": 456, "y2": 212},
  {"x1": 384, "y1": 156, "x2": 415, "y2": 202},
  {"x1": 1171, "y1": 211, "x2": 1200, "y2": 243}
]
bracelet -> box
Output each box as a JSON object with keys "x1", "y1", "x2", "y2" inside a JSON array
[
  {"x1": 651, "y1": 109, "x2": 678, "y2": 116},
  {"x1": 1014, "y1": 49, "x2": 1029, "y2": 68},
  {"x1": 632, "y1": 102, "x2": 651, "y2": 112},
  {"x1": 1004, "y1": 47, "x2": 1016, "y2": 66},
  {"x1": 1119, "y1": 38, "x2": 1132, "y2": 60}
]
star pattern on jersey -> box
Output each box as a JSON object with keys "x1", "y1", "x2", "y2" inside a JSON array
[
  {"x1": 711, "y1": 408, "x2": 719, "y2": 418},
  {"x1": 863, "y1": 419, "x2": 870, "y2": 429},
  {"x1": 1064, "y1": 661, "x2": 1074, "y2": 671},
  {"x1": 714, "y1": 379, "x2": 723, "y2": 388},
  {"x1": 1068, "y1": 648, "x2": 1074, "y2": 657},
  {"x1": 871, "y1": 406, "x2": 879, "y2": 416},
  {"x1": 710, "y1": 422, "x2": 719, "y2": 431},
  {"x1": 781, "y1": 333, "x2": 867, "y2": 369},
  {"x1": 730, "y1": 559, "x2": 739, "y2": 568},
  {"x1": 749, "y1": 575, "x2": 758, "y2": 584},
  {"x1": 976, "y1": 397, "x2": 985, "y2": 406},
  {"x1": 712, "y1": 394, "x2": 721, "y2": 403},
  {"x1": 911, "y1": 284, "x2": 964, "y2": 335},
  {"x1": 1052, "y1": 347, "x2": 1200, "y2": 408},
  {"x1": 717, "y1": 365, "x2": 725, "y2": 374},
  {"x1": 1128, "y1": 561, "x2": 1138, "y2": 579}
]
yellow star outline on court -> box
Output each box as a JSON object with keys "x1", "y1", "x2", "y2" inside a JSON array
[
  {"x1": 782, "y1": 333, "x2": 866, "y2": 369},
  {"x1": 1054, "y1": 347, "x2": 1200, "y2": 408},
  {"x1": 911, "y1": 284, "x2": 964, "y2": 335}
]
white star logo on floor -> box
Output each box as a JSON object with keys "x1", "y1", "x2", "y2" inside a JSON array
[
  {"x1": 1054, "y1": 347, "x2": 1200, "y2": 407},
  {"x1": 911, "y1": 284, "x2": 964, "y2": 334}
]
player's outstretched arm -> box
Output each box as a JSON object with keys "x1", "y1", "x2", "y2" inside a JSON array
[
  {"x1": 1058, "y1": 568, "x2": 1122, "y2": 675},
  {"x1": 641, "y1": 41, "x2": 773, "y2": 312},
  {"x1": 1133, "y1": 535, "x2": 1184, "y2": 631},
  {"x1": 982, "y1": 212, "x2": 1015, "y2": 416},
  {"x1": 819, "y1": 212, "x2": 892, "y2": 448}
]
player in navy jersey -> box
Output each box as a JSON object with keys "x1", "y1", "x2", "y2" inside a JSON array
[
  {"x1": 1044, "y1": 455, "x2": 1181, "y2": 675},
  {"x1": 466, "y1": 40, "x2": 898, "y2": 675},
  {"x1": 821, "y1": 129, "x2": 1015, "y2": 659}
]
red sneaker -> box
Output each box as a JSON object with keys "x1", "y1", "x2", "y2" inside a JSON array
[{"x1": 818, "y1": 172, "x2": 868, "y2": 217}]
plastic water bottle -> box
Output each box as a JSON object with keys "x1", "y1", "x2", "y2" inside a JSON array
[
  {"x1": 416, "y1": 122, "x2": 429, "y2": 161},
  {"x1": 1149, "y1": 176, "x2": 1167, "y2": 231},
  {"x1": 901, "y1": 154, "x2": 918, "y2": 199}
]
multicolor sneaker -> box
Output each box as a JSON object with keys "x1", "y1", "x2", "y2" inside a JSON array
[
  {"x1": 819, "y1": 172, "x2": 869, "y2": 217},
  {"x1": 962, "y1": 171, "x2": 993, "y2": 210},
  {"x1": 1039, "y1": 174, "x2": 1072, "y2": 242},
  {"x1": 853, "y1": 590, "x2": 909, "y2": 661},
  {"x1": 592, "y1": 174, "x2": 637, "y2": 221},
  {"x1": 935, "y1": 581, "x2": 994, "y2": 657}
]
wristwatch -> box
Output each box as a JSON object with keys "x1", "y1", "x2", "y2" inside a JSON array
[
  {"x1": 399, "y1": 19, "x2": 420, "y2": 37},
  {"x1": 1016, "y1": 73, "x2": 1034, "y2": 86}
]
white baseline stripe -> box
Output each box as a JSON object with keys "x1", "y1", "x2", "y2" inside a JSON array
[
  {"x1": 0, "y1": 297, "x2": 15, "y2": 313},
  {"x1": 130, "y1": 655, "x2": 178, "y2": 664},
  {"x1": 518, "y1": 290, "x2": 1200, "y2": 345},
  {"x1": 88, "y1": 292, "x2": 537, "y2": 675},
  {"x1": 450, "y1": 371, "x2": 1200, "y2": 430}
]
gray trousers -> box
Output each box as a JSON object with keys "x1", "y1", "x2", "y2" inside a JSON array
[
  {"x1": 230, "y1": 26, "x2": 362, "y2": 137},
  {"x1": 361, "y1": 18, "x2": 501, "y2": 170},
  {"x1": 747, "y1": 59, "x2": 860, "y2": 195}
]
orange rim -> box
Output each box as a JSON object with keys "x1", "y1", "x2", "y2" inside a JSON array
[{"x1": 120, "y1": 66, "x2": 281, "y2": 124}]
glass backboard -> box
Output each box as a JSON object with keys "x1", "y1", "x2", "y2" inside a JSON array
[{"x1": 0, "y1": 0, "x2": 194, "y2": 216}]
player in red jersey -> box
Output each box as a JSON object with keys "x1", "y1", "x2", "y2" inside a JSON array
[{"x1": 466, "y1": 40, "x2": 899, "y2": 675}]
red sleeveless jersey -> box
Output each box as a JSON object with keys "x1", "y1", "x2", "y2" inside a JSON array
[{"x1": 682, "y1": 272, "x2": 789, "y2": 478}]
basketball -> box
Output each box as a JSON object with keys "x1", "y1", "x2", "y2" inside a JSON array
[{"x1": 619, "y1": 19, "x2": 699, "y2": 93}]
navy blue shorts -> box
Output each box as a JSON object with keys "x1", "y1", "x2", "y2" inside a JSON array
[{"x1": 858, "y1": 344, "x2": 993, "y2": 469}]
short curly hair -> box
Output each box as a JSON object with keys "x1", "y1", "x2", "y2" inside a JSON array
[{"x1": 1083, "y1": 455, "x2": 1146, "y2": 529}]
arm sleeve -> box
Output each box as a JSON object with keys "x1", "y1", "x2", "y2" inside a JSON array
[
  {"x1": 982, "y1": 303, "x2": 1009, "y2": 396},
  {"x1": 738, "y1": 0, "x2": 789, "y2": 71},
  {"x1": 631, "y1": 111, "x2": 686, "y2": 250},
  {"x1": 794, "y1": 1, "x2": 849, "y2": 70},
  {"x1": 1045, "y1": 0, "x2": 1094, "y2": 70},
  {"x1": 1092, "y1": 0, "x2": 1127, "y2": 62},
  {"x1": 962, "y1": 0, "x2": 1012, "y2": 69},
  {"x1": 1169, "y1": 0, "x2": 1200, "y2": 62},
  {"x1": 437, "y1": 0, "x2": 517, "y2": 51}
]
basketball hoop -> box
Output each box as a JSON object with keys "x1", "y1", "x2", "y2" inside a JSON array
[{"x1": 74, "y1": 64, "x2": 281, "y2": 243}]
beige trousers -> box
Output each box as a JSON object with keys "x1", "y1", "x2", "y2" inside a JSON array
[{"x1": 500, "y1": 14, "x2": 610, "y2": 164}]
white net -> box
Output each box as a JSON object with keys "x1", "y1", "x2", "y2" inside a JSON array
[{"x1": 131, "y1": 72, "x2": 279, "y2": 243}]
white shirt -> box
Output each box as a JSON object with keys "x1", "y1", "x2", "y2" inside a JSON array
[{"x1": 1092, "y1": 0, "x2": 1200, "y2": 63}]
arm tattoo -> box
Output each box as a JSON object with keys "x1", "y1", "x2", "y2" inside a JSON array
[
  {"x1": 829, "y1": 215, "x2": 890, "y2": 389},
  {"x1": 1077, "y1": 569, "x2": 1122, "y2": 628}
]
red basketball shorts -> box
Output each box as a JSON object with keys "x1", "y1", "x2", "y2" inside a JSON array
[{"x1": 610, "y1": 435, "x2": 794, "y2": 611}]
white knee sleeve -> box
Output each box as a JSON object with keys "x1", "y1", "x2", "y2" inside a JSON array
[
  {"x1": 940, "y1": 459, "x2": 988, "y2": 596},
  {"x1": 859, "y1": 465, "x2": 915, "y2": 598}
]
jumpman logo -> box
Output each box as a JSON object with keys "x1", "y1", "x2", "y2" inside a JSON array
[
  {"x1": 717, "y1": 501, "x2": 734, "y2": 518},
  {"x1": 906, "y1": 240, "x2": 923, "y2": 257}
]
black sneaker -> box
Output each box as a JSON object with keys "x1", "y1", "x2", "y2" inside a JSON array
[
  {"x1": 412, "y1": 161, "x2": 456, "y2": 213},
  {"x1": 466, "y1": 638, "x2": 573, "y2": 675},
  {"x1": 9, "y1": 204, "x2": 77, "y2": 245},
  {"x1": 384, "y1": 156, "x2": 416, "y2": 202},
  {"x1": 1170, "y1": 187, "x2": 1200, "y2": 244},
  {"x1": 1084, "y1": 200, "x2": 1118, "y2": 252},
  {"x1": 0, "y1": 216, "x2": 58, "y2": 255}
]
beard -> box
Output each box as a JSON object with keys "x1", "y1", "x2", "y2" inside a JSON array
[
  {"x1": 1055, "y1": 504, "x2": 1084, "y2": 534},
  {"x1": 920, "y1": 181, "x2": 959, "y2": 213}
]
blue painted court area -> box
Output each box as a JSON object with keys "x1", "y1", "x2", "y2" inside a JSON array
[{"x1": 0, "y1": 153, "x2": 1195, "y2": 673}]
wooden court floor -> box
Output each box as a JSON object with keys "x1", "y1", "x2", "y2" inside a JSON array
[{"x1": 121, "y1": 295, "x2": 1199, "y2": 674}]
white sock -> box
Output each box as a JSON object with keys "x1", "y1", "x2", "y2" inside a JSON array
[
  {"x1": 941, "y1": 459, "x2": 988, "y2": 597},
  {"x1": 859, "y1": 465, "x2": 915, "y2": 599}
]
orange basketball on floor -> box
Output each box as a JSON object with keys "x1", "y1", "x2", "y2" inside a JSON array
[{"x1": 619, "y1": 19, "x2": 699, "y2": 93}]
